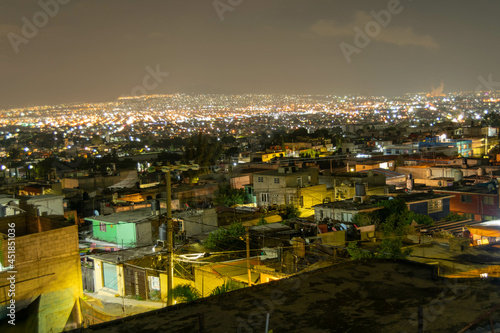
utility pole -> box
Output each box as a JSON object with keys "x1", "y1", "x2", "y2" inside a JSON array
[
  {"x1": 245, "y1": 226, "x2": 252, "y2": 287},
  {"x1": 166, "y1": 171, "x2": 174, "y2": 306}
]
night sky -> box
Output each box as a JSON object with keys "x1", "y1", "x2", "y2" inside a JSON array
[{"x1": 1, "y1": 0, "x2": 499, "y2": 107}]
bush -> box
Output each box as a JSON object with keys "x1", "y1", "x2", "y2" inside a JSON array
[
  {"x1": 172, "y1": 284, "x2": 200, "y2": 303},
  {"x1": 204, "y1": 222, "x2": 246, "y2": 251}
]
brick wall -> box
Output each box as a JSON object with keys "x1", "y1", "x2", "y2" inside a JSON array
[
  {"x1": 0, "y1": 214, "x2": 28, "y2": 237},
  {"x1": 0, "y1": 225, "x2": 82, "y2": 332},
  {"x1": 26, "y1": 214, "x2": 68, "y2": 234}
]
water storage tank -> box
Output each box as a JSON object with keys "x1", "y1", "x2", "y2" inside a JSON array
[
  {"x1": 159, "y1": 223, "x2": 167, "y2": 241},
  {"x1": 355, "y1": 183, "x2": 366, "y2": 196},
  {"x1": 478, "y1": 168, "x2": 485, "y2": 176},
  {"x1": 291, "y1": 237, "x2": 306, "y2": 258},
  {"x1": 454, "y1": 170, "x2": 464, "y2": 182},
  {"x1": 426, "y1": 168, "x2": 432, "y2": 178}
]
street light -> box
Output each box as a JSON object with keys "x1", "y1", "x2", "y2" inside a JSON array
[{"x1": 1, "y1": 165, "x2": 5, "y2": 182}]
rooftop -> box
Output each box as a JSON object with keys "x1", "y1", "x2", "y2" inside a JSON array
[
  {"x1": 21, "y1": 194, "x2": 64, "y2": 201},
  {"x1": 85, "y1": 207, "x2": 158, "y2": 224},
  {"x1": 74, "y1": 260, "x2": 500, "y2": 332},
  {"x1": 87, "y1": 245, "x2": 158, "y2": 264},
  {"x1": 435, "y1": 184, "x2": 498, "y2": 195}
]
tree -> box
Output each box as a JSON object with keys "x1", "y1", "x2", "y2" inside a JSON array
[
  {"x1": 443, "y1": 212, "x2": 466, "y2": 221},
  {"x1": 8, "y1": 147, "x2": 21, "y2": 160},
  {"x1": 278, "y1": 205, "x2": 301, "y2": 220},
  {"x1": 214, "y1": 184, "x2": 245, "y2": 207},
  {"x1": 209, "y1": 280, "x2": 242, "y2": 296},
  {"x1": 172, "y1": 284, "x2": 200, "y2": 303},
  {"x1": 351, "y1": 212, "x2": 379, "y2": 227},
  {"x1": 377, "y1": 238, "x2": 412, "y2": 258},
  {"x1": 257, "y1": 215, "x2": 268, "y2": 225},
  {"x1": 204, "y1": 222, "x2": 246, "y2": 251},
  {"x1": 347, "y1": 242, "x2": 374, "y2": 260}
]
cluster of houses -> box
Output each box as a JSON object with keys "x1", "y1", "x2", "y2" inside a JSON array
[{"x1": 2, "y1": 125, "x2": 500, "y2": 331}]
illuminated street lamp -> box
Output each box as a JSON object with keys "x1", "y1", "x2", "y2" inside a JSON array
[{"x1": 28, "y1": 164, "x2": 34, "y2": 181}]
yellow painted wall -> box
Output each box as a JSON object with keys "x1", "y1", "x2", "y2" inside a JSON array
[
  {"x1": 318, "y1": 230, "x2": 346, "y2": 246},
  {"x1": 194, "y1": 266, "x2": 230, "y2": 297},
  {"x1": 262, "y1": 152, "x2": 285, "y2": 162},
  {"x1": 299, "y1": 185, "x2": 334, "y2": 208},
  {"x1": 159, "y1": 274, "x2": 195, "y2": 302}
]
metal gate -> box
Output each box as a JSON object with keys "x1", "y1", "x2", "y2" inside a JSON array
[
  {"x1": 124, "y1": 265, "x2": 147, "y2": 299},
  {"x1": 82, "y1": 266, "x2": 95, "y2": 292}
]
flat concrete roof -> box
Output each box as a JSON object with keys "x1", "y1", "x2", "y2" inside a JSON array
[
  {"x1": 87, "y1": 246, "x2": 158, "y2": 264},
  {"x1": 75, "y1": 260, "x2": 500, "y2": 332},
  {"x1": 22, "y1": 194, "x2": 64, "y2": 201},
  {"x1": 85, "y1": 207, "x2": 158, "y2": 224}
]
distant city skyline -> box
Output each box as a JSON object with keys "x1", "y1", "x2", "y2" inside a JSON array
[{"x1": 1, "y1": 0, "x2": 499, "y2": 108}]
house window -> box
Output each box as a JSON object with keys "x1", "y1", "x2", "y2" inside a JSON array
[
  {"x1": 342, "y1": 212, "x2": 353, "y2": 222},
  {"x1": 273, "y1": 178, "x2": 280, "y2": 184},
  {"x1": 257, "y1": 176, "x2": 264, "y2": 183},
  {"x1": 99, "y1": 222, "x2": 107, "y2": 232},
  {"x1": 428, "y1": 199, "x2": 443, "y2": 213},
  {"x1": 483, "y1": 196, "x2": 494, "y2": 206},
  {"x1": 461, "y1": 195, "x2": 472, "y2": 203},
  {"x1": 261, "y1": 193, "x2": 270, "y2": 203},
  {"x1": 297, "y1": 177, "x2": 302, "y2": 187}
]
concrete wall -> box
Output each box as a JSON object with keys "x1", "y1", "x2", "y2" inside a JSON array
[
  {"x1": 194, "y1": 266, "x2": 230, "y2": 297},
  {"x1": 0, "y1": 214, "x2": 28, "y2": 237},
  {"x1": 298, "y1": 185, "x2": 334, "y2": 209},
  {"x1": 159, "y1": 274, "x2": 195, "y2": 302},
  {"x1": 26, "y1": 196, "x2": 64, "y2": 216},
  {"x1": 136, "y1": 222, "x2": 153, "y2": 246},
  {"x1": 408, "y1": 198, "x2": 450, "y2": 221},
  {"x1": 0, "y1": 225, "x2": 82, "y2": 332},
  {"x1": 318, "y1": 230, "x2": 346, "y2": 246},
  {"x1": 230, "y1": 175, "x2": 251, "y2": 190},
  {"x1": 176, "y1": 208, "x2": 218, "y2": 237}
]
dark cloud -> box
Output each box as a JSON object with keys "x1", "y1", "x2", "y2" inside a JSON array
[{"x1": 0, "y1": 0, "x2": 499, "y2": 108}]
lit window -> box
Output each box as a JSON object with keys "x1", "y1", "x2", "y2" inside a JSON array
[
  {"x1": 342, "y1": 212, "x2": 353, "y2": 222},
  {"x1": 428, "y1": 199, "x2": 443, "y2": 213}
]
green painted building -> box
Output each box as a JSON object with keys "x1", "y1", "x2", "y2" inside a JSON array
[{"x1": 85, "y1": 208, "x2": 160, "y2": 248}]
